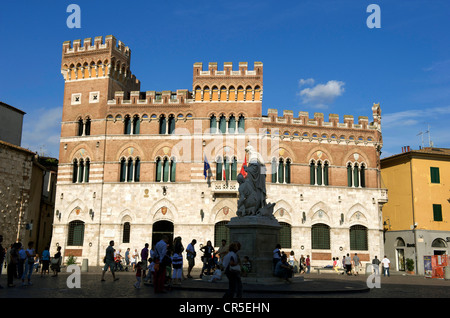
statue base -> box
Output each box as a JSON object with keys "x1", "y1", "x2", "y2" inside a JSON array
[{"x1": 227, "y1": 215, "x2": 281, "y2": 281}]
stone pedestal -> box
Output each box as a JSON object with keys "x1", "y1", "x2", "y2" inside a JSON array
[{"x1": 227, "y1": 215, "x2": 281, "y2": 282}]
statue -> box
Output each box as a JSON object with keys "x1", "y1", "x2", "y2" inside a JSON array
[{"x1": 236, "y1": 145, "x2": 276, "y2": 219}]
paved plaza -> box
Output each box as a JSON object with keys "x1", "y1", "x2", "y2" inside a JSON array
[{"x1": 1, "y1": 266, "x2": 449, "y2": 299}]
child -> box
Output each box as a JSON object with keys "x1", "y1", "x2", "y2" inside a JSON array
[
  {"x1": 242, "y1": 256, "x2": 252, "y2": 277},
  {"x1": 172, "y1": 251, "x2": 183, "y2": 285},
  {"x1": 147, "y1": 258, "x2": 155, "y2": 284},
  {"x1": 209, "y1": 265, "x2": 222, "y2": 282},
  {"x1": 134, "y1": 262, "x2": 142, "y2": 289}
]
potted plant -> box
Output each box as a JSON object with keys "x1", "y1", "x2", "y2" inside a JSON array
[{"x1": 406, "y1": 258, "x2": 415, "y2": 275}]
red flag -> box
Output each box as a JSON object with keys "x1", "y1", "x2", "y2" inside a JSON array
[
  {"x1": 240, "y1": 155, "x2": 247, "y2": 178},
  {"x1": 222, "y1": 159, "x2": 226, "y2": 181}
]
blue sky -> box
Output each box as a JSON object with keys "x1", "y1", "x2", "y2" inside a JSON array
[{"x1": 0, "y1": 0, "x2": 449, "y2": 159}]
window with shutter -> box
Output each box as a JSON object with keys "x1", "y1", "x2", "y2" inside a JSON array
[
  {"x1": 433, "y1": 204, "x2": 443, "y2": 222},
  {"x1": 430, "y1": 167, "x2": 440, "y2": 183}
]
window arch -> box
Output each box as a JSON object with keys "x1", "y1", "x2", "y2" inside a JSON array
[
  {"x1": 72, "y1": 158, "x2": 90, "y2": 183},
  {"x1": 311, "y1": 223, "x2": 330, "y2": 250},
  {"x1": 210, "y1": 114, "x2": 217, "y2": 133},
  {"x1": 124, "y1": 115, "x2": 131, "y2": 134},
  {"x1": 216, "y1": 156, "x2": 223, "y2": 181},
  {"x1": 350, "y1": 225, "x2": 368, "y2": 250},
  {"x1": 347, "y1": 162, "x2": 366, "y2": 188},
  {"x1": 122, "y1": 222, "x2": 131, "y2": 244},
  {"x1": 68, "y1": 220, "x2": 85, "y2": 246},
  {"x1": 155, "y1": 156, "x2": 176, "y2": 182},
  {"x1": 238, "y1": 114, "x2": 245, "y2": 132},
  {"x1": 120, "y1": 157, "x2": 140, "y2": 182},
  {"x1": 84, "y1": 117, "x2": 91, "y2": 136},
  {"x1": 228, "y1": 114, "x2": 236, "y2": 133}
]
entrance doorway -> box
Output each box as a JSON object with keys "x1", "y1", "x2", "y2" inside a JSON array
[
  {"x1": 396, "y1": 248, "x2": 405, "y2": 271},
  {"x1": 152, "y1": 220, "x2": 174, "y2": 248}
]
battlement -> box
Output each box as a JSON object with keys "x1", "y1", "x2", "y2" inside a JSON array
[
  {"x1": 107, "y1": 90, "x2": 193, "y2": 106},
  {"x1": 263, "y1": 103, "x2": 381, "y2": 132},
  {"x1": 62, "y1": 35, "x2": 130, "y2": 58},
  {"x1": 193, "y1": 62, "x2": 263, "y2": 77}
]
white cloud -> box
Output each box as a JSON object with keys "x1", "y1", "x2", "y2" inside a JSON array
[
  {"x1": 298, "y1": 78, "x2": 315, "y2": 86},
  {"x1": 21, "y1": 106, "x2": 62, "y2": 158},
  {"x1": 298, "y1": 79, "x2": 345, "y2": 109}
]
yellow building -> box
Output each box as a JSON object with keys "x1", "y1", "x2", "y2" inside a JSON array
[{"x1": 381, "y1": 147, "x2": 449, "y2": 274}]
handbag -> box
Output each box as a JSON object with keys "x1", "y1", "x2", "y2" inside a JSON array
[
  {"x1": 51, "y1": 258, "x2": 59, "y2": 265},
  {"x1": 230, "y1": 264, "x2": 241, "y2": 273}
]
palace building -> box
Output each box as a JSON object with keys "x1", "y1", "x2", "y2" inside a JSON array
[{"x1": 51, "y1": 35, "x2": 388, "y2": 267}]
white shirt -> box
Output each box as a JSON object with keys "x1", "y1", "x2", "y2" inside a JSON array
[
  {"x1": 155, "y1": 240, "x2": 167, "y2": 260},
  {"x1": 381, "y1": 258, "x2": 390, "y2": 268},
  {"x1": 223, "y1": 251, "x2": 237, "y2": 269}
]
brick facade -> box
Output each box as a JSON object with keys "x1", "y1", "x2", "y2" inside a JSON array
[{"x1": 51, "y1": 35, "x2": 388, "y2": 268}]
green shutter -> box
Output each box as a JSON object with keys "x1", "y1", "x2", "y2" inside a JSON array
[
  {"x1": 310, "y1": 164, "x2": 315, "y2": 185},
  {"x1": 170, "y1": 160, "x2": 176, "y2": 182},
  {"x1": 433, "y1": 204, "x2": 443, "y2": 221},
  {"x1": 156, "y1": 159, "x2": 161, "y2": 182},
  {"x1": 430, "y1": 167, "x2": 440, "y2": 183}
]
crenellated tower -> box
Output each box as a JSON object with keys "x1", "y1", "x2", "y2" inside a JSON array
[{"x1": 60, "y1": 35, "x2": 140, "y2": 123}]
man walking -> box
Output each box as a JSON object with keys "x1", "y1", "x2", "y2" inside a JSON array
[
  {"x1": 101, "y1": 240, "x2": 119, "y2": 281},
  {"x1": 186, "y1": 239, "x2": 197, "y2": 279},
  {"x1": 381, "y1": 255, "x2": 390, "y2": 277}
]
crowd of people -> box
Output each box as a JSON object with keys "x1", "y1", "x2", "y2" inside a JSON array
[
  {"x1": 100, "y1": 237, "x2": 245, "y2": 297},
  {"x1": 0, "y1": 235, "x2": 63, "y2": 289},
  {"x1": 1, "y1": 232, "x2": 392, "y2": 295}
]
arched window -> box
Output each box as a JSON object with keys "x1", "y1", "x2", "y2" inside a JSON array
[
  {"x1": 84, "y1": 158, "x2": 90, "y2": 183},
  {"x1": 163, "y1": 157, "x2": 170, "y2": 182},
  {"x1": 219, "y1": 115, "x2": 226, "y2": 134},
  {"x1": 271, "y1": 158, "x2": 277, "y2": 183},
  {"x1": 285, "y1": 159, "x2": 291, "y2": 184},
  {"x1": 316, "y1": 161, "x2": 322, "y2": 185},
  {"x1": 170, "y1": 157, "x2": 176, "y2": 182},
  {"x1": 238, "y1": 115, "x2": 245, "y2": 133},
  {"x1": 85, "y1": 118, "x2": 91, "y2": 136},
  {"x1": 214, "y1": 221, "x2": 230, "y2": 247},
  {"x1": 127, "y1": 158, "x2": 134, "y2": 182},
  {"x1": 159, "y1": 115, "x2": 166, "y2": 134},
  {"x1": 122, "y1": 222, "x2": 131, "y2": 244},
  {"x1": 353, "y1": 163, "x2": 360, "y2": 187},
  {"x1": 360, "y1": 164, "x2": 366, "y2": 187},
  {"x1": 78, "y1": 159, "x2": 84, "y2": 183},
  {"x1": 68, "y1": 220, "x2": 85, "y2": 246},
  {"x1": 124, "y1": 115, "x2": 131, "y2": 134},
  {"x1": 350, "y1": 225, "x2": 368, "y2": 250},
  {"x1": 323, "y1": 161, "x2": 329, "y2": 185},
  {"x1": 216, "y1": 157, "x2": 223, "y2": 181},
  {"x1": 72, "y1": 159, "x2": 78, "y2": 183},
  {"x1": 132, "y1": 115, "x2": 140, "y2": 134},
  {"x1": 347, "y1": 163, "x2": 353, "y2": 187},
  {"x1": 120, "y1": 158, "x2": 126, "y2": 182},
  {"x1": 230, "y1": 157, "x2": 237, "y2": 180},
  {"x1": 310, "y1": 161, "x2": 316, "y2": 185},
  {"x1": 168, "y1": 115, "x2": 175, "y2": 134},
  {"x1": 155, "y1": 157, "x2": 162, "y2": 182},
  {"x1": 431, "y1": 238, "x2": 447, "y2": 248},
  {"x1": 228, "y1": 115, "x2": 236, "y2": 133},
  {"x1": 224, "y1": 156, "x2": 230, "y2": 181},
  {"x1": 210, "y1": 115, "x2": 217, "y2": 133},
  {"x1": 311, "y1": 223, "x2": 330, "y2": 250},
  {"x1": 278, "y1": 159, "x2": 284, "y2": 184},
  {"x1": 134, "y1": 158, "x2": 140, "y2": 182},
  {"x1": 77, "y1": 118, "x2": 83, "y2": 136}
]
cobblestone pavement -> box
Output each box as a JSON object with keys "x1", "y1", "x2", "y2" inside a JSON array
[{"x1": 1, "y1": 267, "x2": 449, "y2": 299}]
